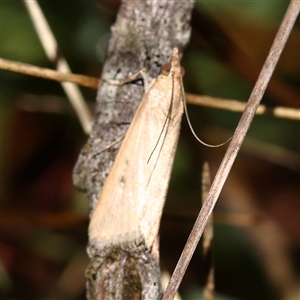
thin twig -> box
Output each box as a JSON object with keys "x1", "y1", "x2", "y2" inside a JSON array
[
  {"x1": 162, "y1": 2, "x2": 300, "y2": 299},
  {"x1": 0, "y1": 58, "x2": 99, "y2": 89},
  {"x1": 23, "y1": 0, "x2": 93, "y2": 134},
  {"x1": 186, "y1": 94, "x2": 300, "y2": 121},
  {"x1": 161, "y1": 272, "x2": 182, "y2": 300},
  {"x1": 201, "y1": 163, "x2": 214, "y2": 300},
  {"x1": 2, "y1": 58, "x2": 299, "y2": 121}
]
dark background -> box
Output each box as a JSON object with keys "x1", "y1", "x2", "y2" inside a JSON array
[{"x1": 1, "y1": 1, "x2": 299, "y2": 299}]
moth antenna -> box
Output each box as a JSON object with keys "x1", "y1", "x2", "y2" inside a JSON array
[
  {"x1": 147, "y1": 77, "x2": 174, "y2": 164},
  {"x1": 180, "y1": 79, "x2": 231, "y2": 147},
  {"x1": 146, "y1": 76, "x2": 175, "y2": 188},
  {"x1": 147, "y1": 115, "x2": 169, "y2": 164},
  {"x1": 147, "y1": 56, "x2": 179, "y2": 164}
]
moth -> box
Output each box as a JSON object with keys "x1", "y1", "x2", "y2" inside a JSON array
[
  {"x1": 86, "y1": 48, "x2": 228, "y2": 299},
  {"x1": 89, "y1": 48, "x2": 184, "y2": 250}
]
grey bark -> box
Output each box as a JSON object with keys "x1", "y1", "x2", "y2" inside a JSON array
[{"x1": 72, "y1": 1, "x2": 194, "y2": 299}]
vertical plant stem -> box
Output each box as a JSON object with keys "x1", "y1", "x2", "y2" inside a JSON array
[{"x1": 24, "y1": 0, "x2": 93, "y2": 134}]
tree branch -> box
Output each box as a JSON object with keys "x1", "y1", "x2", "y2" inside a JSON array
[{"x1": 72, "y1": 1, "x2": 195, "y2": 299}]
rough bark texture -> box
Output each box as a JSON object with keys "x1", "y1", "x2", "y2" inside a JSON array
[{"x1": 72, "y1": 1, "x2": 194, "y2": 299}]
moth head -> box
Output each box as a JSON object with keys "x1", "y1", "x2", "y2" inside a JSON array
[{"x1": 160, "y1": 48, "x2": 185, "y2": 77}]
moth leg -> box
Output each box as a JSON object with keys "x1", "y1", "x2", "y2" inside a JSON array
[
  {"x1": 139, "y1": 69, "x2": 151, "y2": 91},
  {"x1": 104, "y1": 69, "x2": 147, "y2": 86},
  {"x1": 91, "y1": 134, "x2": 124, "y2": 158}
]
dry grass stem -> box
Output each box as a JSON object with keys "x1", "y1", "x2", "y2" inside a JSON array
[
  {"x1": 201, "y1": 163, "x2": 214, "y2": 300},
  {"x1": 2, "y1": 58, "x2": 299, "y2": 121},
  {"x1": 162, "y1": 2, "x2": 300, "y2": 299},
  {"x1": 0, "y1": 58, "x2": 99, "y2": 89},
  {"x1": 23, "y1": 0, "x2": 92, "y2": 134}
]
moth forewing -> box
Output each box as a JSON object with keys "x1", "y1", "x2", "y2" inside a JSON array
[
  {"x1": 138, "y1": 75, "x2": 183, "y2": 247},
  {"x1": 89, "y1": 48, "x2": 184, "y2": 250}
]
